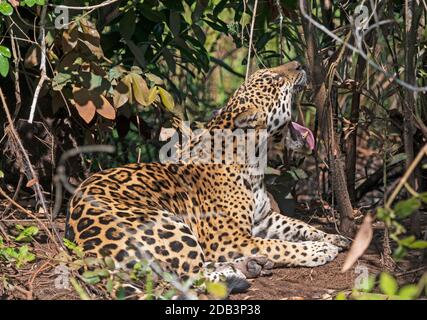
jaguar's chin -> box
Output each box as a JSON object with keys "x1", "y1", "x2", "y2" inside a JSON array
[
  {"x1": 293, "y1": 71, "x2": 307, "y2": 92},
  {"x1": 293, "y1": 84, "x2": 306, "y2": 92}
]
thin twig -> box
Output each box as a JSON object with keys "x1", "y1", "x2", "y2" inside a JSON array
[
  {"x1": 245, "y1": 0, "x2": 259, "y2": 82},
  {"x1": 0, "y1": 186, "x2": 56, "y2": 243},
  {"x1": 385, "y1": 143, "x2": 427, "y2": 208},
  {"x1": 0, "y1": 88, "x2": 62, "y2": 247},
  {"x1": 9, "y1": 28, "x2": 22, "y2": 119},
  {"x1": 275, "y1": 0, "x2": 284, "y2": 64},
  {"x1": 48, "y1": 0, "x2": 120, "y2": 10},
  {"x1": 298, "y1": 0, "x2": 427, "y2": 92},
  {"x1": 28, "y1": 5, "x2": 48, "y2": 124},
  {"x1": 52, "y1": 145, "x2": 115, "y2": 218}
]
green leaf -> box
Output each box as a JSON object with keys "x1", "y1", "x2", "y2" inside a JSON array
[
  {"x1": 0, "y1": 45, "x2": 11, "y2": 58},
  {"x1": 281, "y1": 0, "x2": 298, "y2": 9},
  {"x1": 376, "y1": 207, "x2": 393, "y2": 220},
  {"x1": 335, "y1": 292, "x2": 347, "y2": 300},
  {"x1": 0, "y1": 245, "x2": 37, "y2": 268},
  {"x1": 288, "y1": 168, "x2": 308, "y2": 180},
  {"x1": 398, "y1": 285, "x2": 419, "y2": 299},
  {"x1": 407, "y1": 240, "x2": 427, "y2": 249},
  {"x1": 169, "y1": 11, "x2": 181, "y2": 37},
  {"x1": 70, "y1": 278, "x2": 91, "y2": 300},
  {"x1": 145, "y1": 73, "x2": 163, "y2": 85},
  {"x1": 393, "y1": 245, "x2": 407, "y2": 260},
  {"x1": 23, "y1": 0, "x2": 36, "y2": 7},
  {"x1": 52, "y1": 72, "x2": 72, "y2": 90},
  {"x1": 398, "y1": 235, "x2": 416, "y2": 246},
  {"x1": 63, "y1": 238, "x2": 84, "y2": 258},
  {"x1": 206, "y1": 281, "x2": 227, "y2": 299},
  {"x1": 0, "y1": 55, "x2": 9, "y2": 77},
  {"x1": 0, "y1": 2, "x2": 13, "y2": 16},
  {"x1": 119, "y1": 10, "x2": 136, "y2": 40},
  {"x1": 162, "y1": 47, "x2": 176, "y2": 74},
  {"x1": 130, "y1": 73, "x2": 157, "y2": 107},
  {"x1": 387, "y1": 153, "x2": 406, "y2": 166},
  {"x1": 82, "y1": 274, "x2": 101, "y2": 285},
  {"x1": 157, "y1": 87, "x2": 175, "y2": 111},
  {"x1": 104, "y1": 257, "x2": 116, "y2": 270},
  {"x1": 0, "y1": 170, "x2": 4, "y2": 178},
  {"x1": 394, "y1": 198, "x2": 420, "y2": 219},
  {"x1": 192, "y1": 24, "x2": 206, "y2": 45},
  {"x1": 379, "y1": 272, "x2": 398, "y2": 296},
  {"x1": 15, "y1": 225, "x2": 39, "y2": 242},
  {"x1": 359, "y1": 274, "x2": 376, "y2": 293},
  {"x1": 192, "y1": 0, "x2": 208, "y2": 22},
  {"x1": 83, "y1": 269, "x2": 109, "y2": 279},
  {"x1": 116, "y1": 287, "x2": 126, "y2": 300},
  {"x1": 419, "y1": 192, "x2": 427, "y2": 203}
]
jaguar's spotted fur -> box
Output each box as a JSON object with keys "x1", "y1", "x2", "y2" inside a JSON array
[{"x1": 66, "y1": 61, "x2": 350, "y2": 292}]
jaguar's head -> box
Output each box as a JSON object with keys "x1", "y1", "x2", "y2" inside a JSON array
[{"x1": 209, "y1": 60, "x2": 307, "y2": 136}]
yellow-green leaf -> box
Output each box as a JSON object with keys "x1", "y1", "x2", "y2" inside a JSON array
[
  {"x1": 379, "y1": 272, "x2": 398, "y2": 296},
  {"x1": 121, "y1": 75, "x2": 133, "y2": 104},
  {"x1": 113, "y1": 89, "x2": 128, "y2": 109},
  {"x1": 157, "y1": 87, "x2": 175, "y2": 111},
  {"x1": 398, "y1": 285, "x2": 419, "y2": 299},
  {"x1": 206, "y1": 281, "x2": 227, "y2": 299},
  {"x1": 130, "y1": 73, "x2": 151, "y2": 106}
]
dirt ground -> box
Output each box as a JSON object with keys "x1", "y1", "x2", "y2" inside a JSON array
[{"x1": 1, "y1": 201, "x2": 425, "y2": 300}]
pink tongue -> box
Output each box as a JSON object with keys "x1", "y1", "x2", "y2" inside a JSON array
[{"x1": 291, "y1": 122, "x2": 315, "y2": 150}]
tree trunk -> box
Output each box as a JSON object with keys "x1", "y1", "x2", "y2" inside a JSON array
[
  {"x1": 404, "y1": 0, "x2": 421, "y2": 236},
  {"x1": 299, "y1": 0, "x2": 355, "y2": 236}
]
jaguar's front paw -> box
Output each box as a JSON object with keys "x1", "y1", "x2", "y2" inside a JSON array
[
  {"x1": 323, "y1": 233, "x2": 351, "y2": 250},
  {"x1": 300, "y1": 241, "x2": 339, "y2": 267},
  {"x1": 234, "y1": 255, "x2": 274, "y2": 278}
]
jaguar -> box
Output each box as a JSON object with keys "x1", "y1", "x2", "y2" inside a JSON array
[{"x1": 66, "y1": 61, "x2": 350, "y2": 293}]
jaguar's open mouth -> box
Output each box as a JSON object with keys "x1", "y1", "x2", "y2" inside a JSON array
[{"x1": 288, "y1": 121, "x2": 315, "y2": 152}]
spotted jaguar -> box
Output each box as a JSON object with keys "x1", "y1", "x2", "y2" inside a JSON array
[{"x1": 66, "y1": 61, "x2": 350, "y2": 293}]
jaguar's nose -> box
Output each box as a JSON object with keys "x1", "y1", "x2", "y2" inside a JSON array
[
  {"x1": 294, "y1": 61, "x2": 303, "y2": 71},
  {"x1": 289, "y1": 61, "x2": 305, "y2": 71},
  {"x1": 270, "y1": 60, "x2": 305, "y2": 74}
]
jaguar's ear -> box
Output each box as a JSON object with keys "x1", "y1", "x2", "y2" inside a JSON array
[{"x1": 234, "y1": 109, "x2": 266, "y2": 129}]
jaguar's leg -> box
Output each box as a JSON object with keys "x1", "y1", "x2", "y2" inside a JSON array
[
  {"x1": 205, "y1": 255, "x2": 273, "y2": 280},
  {"x1": 252, "y1": 211, "x2": 350, "y2": 249},
  {"x1": 214, "y1": 233, "x2": 340, "y2": 268},
  {"x1": 68, "y1": 204, "x2": 251, "y2": 294}
]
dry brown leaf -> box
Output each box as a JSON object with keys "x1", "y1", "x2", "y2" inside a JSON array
[
  {"x1": 113, "y1": 80, "x2": 130, "y2": 109},
  {"x1": 26, "y1": 178, "x2": 38, "y2": 188},
  {"x1": 72, "y1": 87, "x2": 96, "y2": 124},
  {"x1": 61, "y1": 23, "x2": 79, "y2": 54},
  {"x1": 79, "y1": 18, "x2": 100, "y2": 42},
  {"x1": 78, "y1": 19, "x2": 104, "y2": 60},
  {"x1": 24, "y1": 44, "x2": 41, "y2": 68},
  {"x1": 95, "y1": 95, "x2": 116, "y2": 120},
  {"x1": 267, "y1": 192, "x2": 280, "y2": 213},
  {"x1": 8, "y1": 0, "x2": 19, "y2": 7},
  {"x1": 122, "y1": 75, "x2": 133, "y2": 104},
  {"x1": 341, "y1": 214, "x2": 373, "y2": 272}
]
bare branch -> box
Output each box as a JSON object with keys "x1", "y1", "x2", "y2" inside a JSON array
[
  {"x1": 245, "y1": 0, "x2": 259, "y2": 82},
  {"x1": 299, "y1": 0, "x2": 427, "y2": 92},
  {"x1": 28, "y1": 5, "x2": 48, "y2": 124}
]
